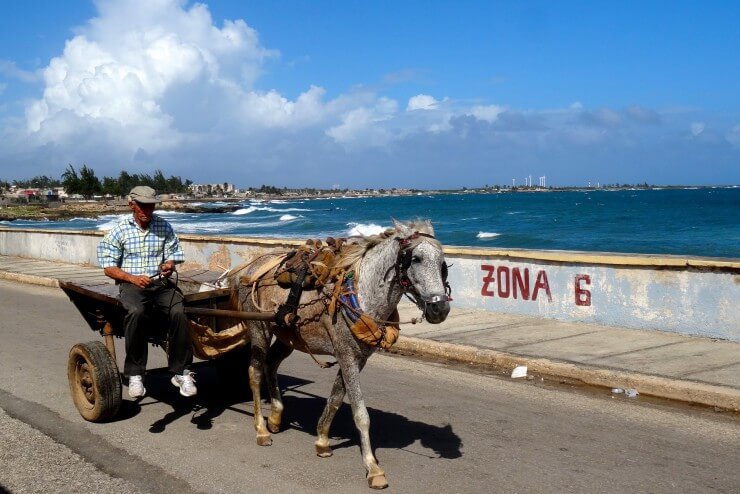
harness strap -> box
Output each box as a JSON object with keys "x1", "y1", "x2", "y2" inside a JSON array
[
  {"x1": 239, "y1": 253, "x2": 289, "y2": 285},
  {"x1": 274, "y1": 264, "x2": 308, "y2": 329}
]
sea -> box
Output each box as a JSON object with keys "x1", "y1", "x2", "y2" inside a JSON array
[{"x1": 3, "y1": 187, "x2": 739, "y2": 259}]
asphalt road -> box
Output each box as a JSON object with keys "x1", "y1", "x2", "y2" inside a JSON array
[{"x1": 0, "y1": 280, "x2": 738, "y2": 494}]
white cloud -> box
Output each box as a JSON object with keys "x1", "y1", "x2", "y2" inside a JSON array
[
  {"x1": 407, "y1": 94, "x2": 438, "y2": 111},
  {"x1": 326, "y1": 97, "x2": 398, "y2": 147},
  {"x1": 25, "y1": 0, "x2": 279, "y2": 152},
  {"x1": 0, "y1": 59, "x2": 40, "y2": 83},
  {"x1": 691, "y1": 122, "x2": 705, "y2": 136},
  {"x1": 469, "y1": 104, "x2": 505, "y2": 122},
  {"x1": 726, "y1": 125, "x2": 740, "y2": 148}
]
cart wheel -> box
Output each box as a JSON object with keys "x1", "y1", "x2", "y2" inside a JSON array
[{"x1": 67, "y1": 341, "x2": 122, "y2": 422}]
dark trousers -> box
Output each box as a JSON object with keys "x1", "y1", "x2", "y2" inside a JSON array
[{"x1": 119, "y1": 280, "x2": 192, "y2": 376}]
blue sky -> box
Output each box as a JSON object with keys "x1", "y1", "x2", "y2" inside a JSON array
[{"x1": 1, "y1": 0, "x2": 738, "y2": 188}]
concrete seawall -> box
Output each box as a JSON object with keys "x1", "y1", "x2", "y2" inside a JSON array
[{"x1": 1, "y1": 227, "x2": 738, "y2": 341}]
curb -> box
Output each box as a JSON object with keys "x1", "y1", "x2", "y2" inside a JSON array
[
  {"x1": 392, "y1": 336, "x2": 740, "y2": 411},
  {"x1": 0, "y1": 271, "x2": 59, "y2": 288}
]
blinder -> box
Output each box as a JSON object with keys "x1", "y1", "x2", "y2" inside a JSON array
[{"x1": 394, "y1": 233, "x2": 452, "y2": 307}]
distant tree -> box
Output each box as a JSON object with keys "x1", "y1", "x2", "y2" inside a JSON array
[
  {"x1": 152, "y1": 169, "x2": 168, "y2": 193},
  {"x1": 101, "y1": 176, "x2": 118, "y2": 196},
  {"x1": 13, "y1": 175, "x2": 61, "y2": 189},
  {"x1": 78, "y1": 165, "x2": 102, "y2": 199},
  {"x1": 61, "y1": 164, "x2": 81, "y2": 196},
  {"x1": 117, "y1": 171, "x2": 134, "y2": 196}
]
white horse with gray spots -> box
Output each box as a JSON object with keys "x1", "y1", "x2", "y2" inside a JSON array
[{"x1": 229, "y1": 219, "x2": 451, "y2": 489}]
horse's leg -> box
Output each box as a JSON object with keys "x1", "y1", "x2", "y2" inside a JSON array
[
  {"x1": 264, "y1": 339, "x2": 293, "y2": 433},
  {"x1": 314, "y1": 369, "x2": 345, "y2": 457},
  {"x1": 248, "y1": 324, "x2": 272, "y2": 446},
  {"x1": 340, "y1": 356, "x2": 388, "y2": 489}
]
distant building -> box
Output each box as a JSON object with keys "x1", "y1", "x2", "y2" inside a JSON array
[{"x1": 189, "y1": 183, "x2": 236, "y2": 196}]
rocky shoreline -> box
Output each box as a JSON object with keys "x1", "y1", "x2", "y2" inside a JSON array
[{"x1": 0, "y1": 201, "x2": 241, "y2": 222}]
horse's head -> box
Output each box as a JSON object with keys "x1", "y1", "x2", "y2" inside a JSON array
[{"x1": 393, "y1": 219, "x2": 451, "y2": 324}]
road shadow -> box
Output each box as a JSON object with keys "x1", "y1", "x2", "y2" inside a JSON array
[
  {"x1": 131, "y1": 364, "x2": 462, "y2": 461},
  {"x1": 138, "y1": 363, "x2": 313, "y2": 433},
  {"x1": 277, "y1": 375, "x2": 463, "y2": 460},
  {"x1": 138, "y1": 363, "x2": 241, "y2": 433}
]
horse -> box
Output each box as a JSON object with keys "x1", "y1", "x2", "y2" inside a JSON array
[{"x1": 228, "y1": 219, "x2": 451, "y2": 489}]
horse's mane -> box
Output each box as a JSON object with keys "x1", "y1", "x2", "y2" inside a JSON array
[{"x1": 336, "y1": 219, "x2": 438, "y2": 278}]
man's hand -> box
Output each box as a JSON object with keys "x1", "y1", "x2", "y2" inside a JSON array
[
  {"x1": 129, "y1": 274, "x2": 153, "y2": 288},
  {"x1": 160, "y1": 260, "x2": 176, "y2": 278}
]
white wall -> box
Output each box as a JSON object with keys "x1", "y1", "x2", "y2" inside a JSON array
[{"x1": 1, "y1": 228, "x2": 738, "y2": 341}]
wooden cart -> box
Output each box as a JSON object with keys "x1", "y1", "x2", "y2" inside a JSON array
[{"x1": 60, "y1": 273, "x2": 272, "y2": 422}]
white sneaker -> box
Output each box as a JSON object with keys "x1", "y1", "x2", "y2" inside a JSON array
[
  {"x1": 171, "y1": 370, "x2": 197, "y2": 397},
  {"x1": 128, "y1": 375, "x2": 146, "y2": 399}
]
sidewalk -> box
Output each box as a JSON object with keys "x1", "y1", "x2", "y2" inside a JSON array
[{"x1": 0, "y1": 254, "x2": 737, "y2": 411}]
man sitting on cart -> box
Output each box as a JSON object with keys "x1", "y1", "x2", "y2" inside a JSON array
[{"x1": 97, "y1": 185, "x2": 197, "y2": 399}]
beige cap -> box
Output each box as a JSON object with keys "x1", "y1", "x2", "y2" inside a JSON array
[{"x1": 128, "y1": 185, "x2": 161, "y2": 204}]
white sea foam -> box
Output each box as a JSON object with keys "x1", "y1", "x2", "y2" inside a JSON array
[
  {"x1": 233, "y1": 207, "x2": 257, "y2": 215},
  {"x1": 234, "y1": 206, "x2": 310, "y2": 214},
  {"x1": 347, "y1": 223, "x2": 386, "y2": 237},
  {"x1": 156, "y1": 210, "x2": 191, "y2": 216},
  {"x1": 171, "y1": 221, "x2": 241, "y2": 233},
  {"x1": 279, "y1": 214, "x2": 298, "y2": 221},
  {"x1": 477, "y1": 232, "x2": 501, "y2": 239},
  {"x1": 270, "y1": 199, "x2": 304, "y2": 204},
  {"x1": 96, "y1": 214, "x2": 129, "y2": 230}
]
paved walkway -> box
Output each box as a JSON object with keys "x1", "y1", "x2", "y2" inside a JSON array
[{"x1": 0, "y1": 254, "x2": 737, "y2": 410}]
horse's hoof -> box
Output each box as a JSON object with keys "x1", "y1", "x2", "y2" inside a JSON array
[
  {"x1": 267, "y1": 418, "x2": 280, "y2": 434},
  {"x1": 315, "y1": 444, "x2": 333, "y2": 457},
  {"x1": 367, "y1": 473, "x2": 388, "y2": 490},
  {"x1": 256, "y1": 434, "x2": 272, "y2": 446}
]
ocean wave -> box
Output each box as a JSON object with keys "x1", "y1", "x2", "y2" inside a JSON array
[
  {"x1": 347, "y1": 223, "x2": 387, "y2": 237},
  {"x1": 234, "y1": 206, "x2": 310, "y2": 215},
  {"x1": 170, "y1": 221, "x2": 242, "y2": 233},
  {"x1": 156, "y1": 210, "x2": 193, "y2": 216},
  {"x1": 279, "y1": 214, "x2": 300, "y2": 221},
  {"x1": 270, "y1": 199, "x2": 305, "y2": 204},
  {"x1": 96, "y1": 214, "x2": 132, "y2": 230},
  {"x1": 477, "y1": 232, "x2": 501, "y2": 239},
  {"x1": 233, "y1": 207, "x2": 256, "y2": 215}
]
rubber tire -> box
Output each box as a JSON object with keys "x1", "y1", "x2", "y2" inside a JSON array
[{"x1": 67, "y1": 341, "x2": 122, "y2": 422}]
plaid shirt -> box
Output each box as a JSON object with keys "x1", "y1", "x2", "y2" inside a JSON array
[{"x1": 97, "y1": 214, "x2": 184, "y2": 277}]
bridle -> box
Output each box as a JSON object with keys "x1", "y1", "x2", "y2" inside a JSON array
[{"x1": 392, "y1": 232, "x2": 452, "y2": 310}]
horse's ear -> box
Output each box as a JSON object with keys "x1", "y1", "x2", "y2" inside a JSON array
[{"x1": 392, "y1": 218, "x2": 412, "y2": 237}]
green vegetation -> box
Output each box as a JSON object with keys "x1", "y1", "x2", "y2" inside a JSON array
[
  {"x1": 1, "y1": 165, "x2": 192, "y2": 199},
  {"x1": 61, "y1": 165, "x2": 192, "y2": 198}
]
